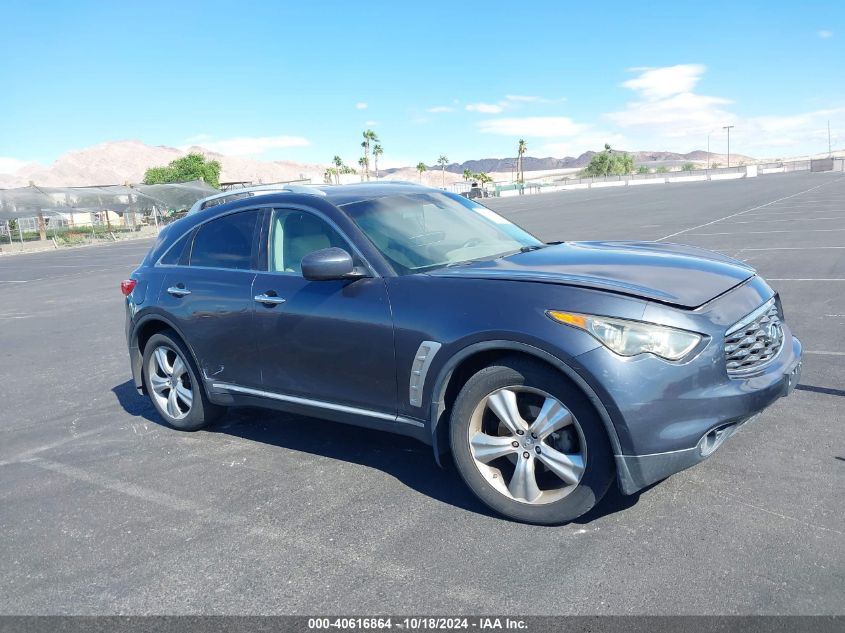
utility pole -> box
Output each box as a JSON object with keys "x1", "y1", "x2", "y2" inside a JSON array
[
  {"x1": 829, "y1": 120, "x2": 832, "y2": 157},
  {"x1": 707, "y1": 134, "x2": 710, "y2": 169},
  {"x1": 723, "y1": 125, "x2": 734, "y2": 167}
]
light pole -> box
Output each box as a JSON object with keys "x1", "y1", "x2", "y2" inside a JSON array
[
  {"x1": 723, "y1": 125, "x2": 734, "y2": 167},
  {"x1": 707, "y1": 134, "x2": 710, "y2": 169}
]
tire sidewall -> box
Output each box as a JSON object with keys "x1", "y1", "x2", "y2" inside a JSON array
[{"x1": 450, "y1": 359, "x2": 614, "y2": 525}]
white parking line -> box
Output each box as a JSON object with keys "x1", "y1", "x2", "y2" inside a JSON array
[
  {"x1": 766, "y1": 278, "x2": 845, "y2": 281},
  {"x1": 722, "y1": 217, "x2": 841, "y2": 225},
  {"x1": 689, "y1": 227, "x2": 845, "y2": 236},
  {"x1": 738, "y1": 246, "x2": 845, "y2": 251},
  {"x1": 803, "y1": 350, "x2": 845, "y2": 356},
  {"x1": 657, "y1": 177, "x2": 845, "y2": 241}
]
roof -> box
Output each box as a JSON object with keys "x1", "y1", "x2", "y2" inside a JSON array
[{"x1": 313, "y1": 181, "x2": 433, "y2": 206}]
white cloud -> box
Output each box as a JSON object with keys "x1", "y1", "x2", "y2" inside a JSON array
[
  {"x1": 190, "y1": 135, "x2": 310, "y2": 156},
  {"x1": 0, "y1": 156, "x2": 30, "y2": 174},
  {"x1": 608, "y1": 64, "x2": 734, "y2": 138},
  {"x1": 365, "y1": 120, "x2": 379, "y2": 126},
  {"x1": 427, "y1": 105, "x2": 454, "y2": 113},
  {"x1": 621, "y1": 64, "x2": 706, "y2": 100},
  {"x1": 818, "y1": 30, "x2": 833, "y2": 38},
  {"x1": 542, "y1": 133, "x2": 628, "y2": 157},
  {"x1": 478, "y1": 116, "x2": 584, "y2": 137},
  {"x1": 605, "y1": 64, "x2": 845, "y2": 157},
  {"x1": 505, "y1": 95, "x2": 551, "y2": 103},
  {"x1": 466, "y1": 102, "x2": 505, "y2": 114},
  {"x1": 184, "y1": 133, "x2": 212, "y2": 144},
  {"x1": 356, "y1": 102, "x2": 368, "y2": 110}
]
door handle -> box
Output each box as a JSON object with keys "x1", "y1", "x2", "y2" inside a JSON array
[
  {"x1": 254, "y1": 293, "x2": 286, "y2": 305},
  {"x1": 167, "y1": 286, "x2": 191, "y2": 297}
]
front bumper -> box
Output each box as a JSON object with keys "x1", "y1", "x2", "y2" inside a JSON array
[{"x1": 575, "y1": 334, "x2": 802, "y2": 495}]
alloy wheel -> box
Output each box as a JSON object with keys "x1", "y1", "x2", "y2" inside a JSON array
[
  {"x1": 468, "y1": 386, "x2": 586, "y2": 505},
  {"x1": 148, "y1": 345, "x2": 193, "y2": 420}
]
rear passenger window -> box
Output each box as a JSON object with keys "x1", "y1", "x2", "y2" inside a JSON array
[{"x1": 190, "y1": 211, "x2": 258, "y2": 270}]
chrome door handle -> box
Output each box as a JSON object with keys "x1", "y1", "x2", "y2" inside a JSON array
[
  {"x1": 167, "y1": 286, "x2": 191, "y2": 297},
  {"x1": 254, "y1": 294, "x2": 286, "y2": 305}
]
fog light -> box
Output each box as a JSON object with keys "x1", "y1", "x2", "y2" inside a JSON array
[{"x1": 698, "y1": 424, "x2": 737, "y2": 457}]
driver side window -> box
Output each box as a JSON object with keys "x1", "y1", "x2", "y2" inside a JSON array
[{"x1": 269, "y1": 209, "x2": 349, "y2": 274}]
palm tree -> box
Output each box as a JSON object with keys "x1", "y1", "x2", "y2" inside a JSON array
[
  {"x1": 416, "y1": 162, "x2": 427, "y2": 182},
  {"x1": 358, "y1": 157, "x2": 368, "y2": 181},
  {"x1": 517, "y1": 139, "x2": 527, "y2": 184},
  {"x1": 361, "y1": 129, "x2": 378, "y2": 181},
  {"x1": 437, "y1": 154, "x2": 449, "y2": 187},
  {"x1": 463, "y1": 168, "x2": 472, "y2": 181},
  {"x1": 332, "y1": 155, "x2": 343, "y2": 184},
  {"x1": 372, "y1": 144, "x2": 383, "y2": 179}
]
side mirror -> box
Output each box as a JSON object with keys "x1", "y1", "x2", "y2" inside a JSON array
[{"x1": 301, "y1": 247, "x2": 366, "y2": 281}]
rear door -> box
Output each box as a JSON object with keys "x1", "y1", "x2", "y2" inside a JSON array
[
  {"x1": 158, "y1": 208, "x2": 262, "y2": 388},
  {"x1": 250, "y1": 207, "x2": 396, "y2": 414}
]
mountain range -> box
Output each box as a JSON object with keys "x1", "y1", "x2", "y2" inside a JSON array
[{"x1": 0, "y1": 141, "x2": 757, "y2": 189}]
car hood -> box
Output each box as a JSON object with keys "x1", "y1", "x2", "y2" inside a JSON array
[{"x1": 427, "y1": 241, "x2": 756, "y2": 309}]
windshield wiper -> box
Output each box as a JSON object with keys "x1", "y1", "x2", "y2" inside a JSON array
[{"x1": 519, "y1": 244, "x2": 548, "y2": 253}]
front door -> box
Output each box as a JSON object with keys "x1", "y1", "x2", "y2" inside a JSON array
[{"x1": 251, "y1": 208, "x2": 396, "y2": 415}]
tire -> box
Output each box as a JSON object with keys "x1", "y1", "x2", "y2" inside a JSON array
[
  {"x1": 142, "y1": 330, "x2": 225, "y2": 431},
  {"x1": 449, "y1": 358, "x2": 614, "y2": 525}
]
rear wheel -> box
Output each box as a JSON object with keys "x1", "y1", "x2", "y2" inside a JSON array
[
  {"x1": 450, "y1": 358, "x2": 614, "y2": 524},
  {"x1": 142, "y1": 331, "x2": 224, "y2": 431}
]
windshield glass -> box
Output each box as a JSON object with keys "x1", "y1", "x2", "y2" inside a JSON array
[{"x1": 341, "y1": 191, "x2": 542, "y2": 274}]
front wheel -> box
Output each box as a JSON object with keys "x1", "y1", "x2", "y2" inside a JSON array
[
  {"x1": 142, "y1": 330, "x2": 224, "y2": 431},
  {"x1": 449, "y1": 358, "x2": 614, "y2": 524}
]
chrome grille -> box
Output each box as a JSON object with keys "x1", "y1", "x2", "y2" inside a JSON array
[{"x1": 724, "y1": 297, "x2": 784, "y2": 375}]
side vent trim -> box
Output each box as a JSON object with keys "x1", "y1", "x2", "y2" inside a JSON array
[{"x1": 409, "y1": 341, "x2": 442, "y2": 407}]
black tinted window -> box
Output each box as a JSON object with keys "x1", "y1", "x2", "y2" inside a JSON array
[
  {"x1": 159, "y1": 231, "x2": 192, "y2": 265},
  {"x1": 190, "y1": 211, "x2": 257, "y2": 270}
]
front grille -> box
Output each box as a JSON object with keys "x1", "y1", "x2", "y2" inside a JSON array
[{"x1": 724, "y1": 298, "x2": 785, "y2": 375}]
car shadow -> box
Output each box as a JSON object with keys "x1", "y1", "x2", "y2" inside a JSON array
[
  {"x1": 112, "y1": 379, "x2": 646, "y2": 525},
  {"x1": 796, "y1": 384, "x2": 845, "y2": 398}
]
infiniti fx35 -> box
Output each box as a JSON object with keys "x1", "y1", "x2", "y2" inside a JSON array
[{"x1": 124, "y1": 182, "x2": 802, "y2": 524}]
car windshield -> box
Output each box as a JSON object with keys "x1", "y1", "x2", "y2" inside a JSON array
[{"x1": 341, "y1": 191, "x2": 543, "y2": 274}]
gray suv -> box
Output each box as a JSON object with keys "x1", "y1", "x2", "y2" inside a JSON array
[{"x1": 124, "y1": 183, "x2": 802, "y2": 524}]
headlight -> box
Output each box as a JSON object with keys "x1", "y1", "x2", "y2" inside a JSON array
[{"x1": 547, "y1": 310, "x2": 703, "y2": 360}]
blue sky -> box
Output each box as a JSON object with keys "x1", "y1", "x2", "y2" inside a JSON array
[{"x1": 1, "y1": 1, "x2": 843, "y2": 172}]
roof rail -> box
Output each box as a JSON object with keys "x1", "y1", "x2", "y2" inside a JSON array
[{"x1": 188, "y1": 183, "x2": 326, "y2": 214}]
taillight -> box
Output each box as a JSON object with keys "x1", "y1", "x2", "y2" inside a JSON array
[{"x1": 121, "y1": 279, "x2": 137, "y2": 296}]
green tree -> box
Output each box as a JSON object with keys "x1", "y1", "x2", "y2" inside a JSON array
[
  {"x1": 681, "y1": 162, "x2": 695, "y2": 171},
  {"x1": 655, "y1": 166, "x2": 670, "y2": 173},
  {"x1": 582, "y1": 144, "x2": 634, "y2": 177},
  {"x1": 373, "y1": 144, "x2": 383, "y2": 179},
  {"x1": 358, "y1": 156, "x2": 368, "y2": 181},
  {"x1": 416, "y1": 162, "x2": 427, "y2": 182},
  {"x1": 332, "y1": 155, "x2": 343, "y2": 184},
  {"x1": 711, "y1": 162, "x2": 722, "y2": 169},
  {"x1": 437, "y1": 154, "x2": 449, "y2": 187},
  {"x1": 361, "y1": 130, "x2": 379, "y2": 181},
  {"x1": 462, "y1": 168, "x2": 472, "y2": 181},
  {"x1": 143, "y1": 153, "x2": 221, "y2": 188},
  {"x1": 517, "y1": 139, "x2": 527, "y2": 183},
  {"x1": 636, "y1": 165, "x2": 650, "y2": 174}
]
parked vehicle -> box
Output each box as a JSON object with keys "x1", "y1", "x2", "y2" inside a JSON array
[{"x1": 123, "y1": 182, "x2": 802, "y2": 524}]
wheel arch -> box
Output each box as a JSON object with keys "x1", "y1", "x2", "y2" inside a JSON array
[
  {"x1": 428, "y1": 340, "x2": 623, "y2": 469},
  {"x1": 130, "y1": 314, "x2": 202, "y2": 394}
]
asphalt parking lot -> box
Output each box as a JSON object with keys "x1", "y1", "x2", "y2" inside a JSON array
[{"x1": 0, "y1": 171, "x2": 843, "y2": 615}]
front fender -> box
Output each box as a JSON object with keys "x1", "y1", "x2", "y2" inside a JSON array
[{"x1": 426, "y1": 339, "x2": 624, "y2": 470}]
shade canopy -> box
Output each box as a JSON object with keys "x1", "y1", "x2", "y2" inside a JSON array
[{"x1": 0, "y1": 180, "x2": 217, "y2": 220}]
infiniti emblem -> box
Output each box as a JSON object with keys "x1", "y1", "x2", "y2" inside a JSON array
[{"x1": 765, "y1": 321, "x2": 783, "y2": 346}]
